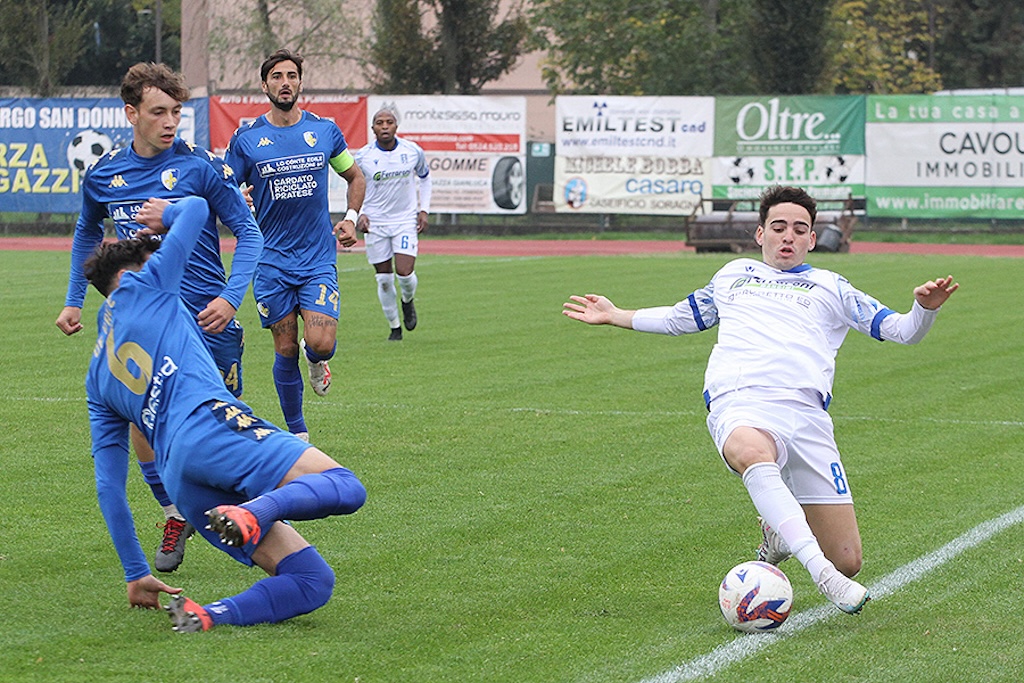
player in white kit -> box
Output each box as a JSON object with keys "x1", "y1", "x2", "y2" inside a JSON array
[
  {"x1": 354, "y1": 107, "x2": 431, "y2": 341},
  {"x1": 563, "y1": 185, "x2": 959, "y2": 615}
]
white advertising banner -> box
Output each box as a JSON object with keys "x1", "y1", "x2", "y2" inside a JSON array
[
  {"x1": 554, "y1": 96, "x2": 715, "y2": 214},
  {"x1": 866, "y1": 94, "x2": 1024, "y2": 218},
  {"x1": 365, "y1": 95, "x2": 527, "y2": 214}
]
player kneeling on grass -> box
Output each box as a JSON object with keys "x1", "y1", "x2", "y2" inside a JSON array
[{"x1": 84, "y1": 196, "x2": 367, "y2": 632}]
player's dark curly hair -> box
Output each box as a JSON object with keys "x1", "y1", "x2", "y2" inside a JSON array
[
  {"x1": 84, "y1": 238, "x2": 161, "y2": 297},
  {"x1": 120, "y1": 63, "x2": 190, "y2": 107},
  {"x1": 261, "y1": 49, "x2": 304, "y2": 82},
  {"x1": 759, "y1": 185, "x2": 817, "y2": 226}
]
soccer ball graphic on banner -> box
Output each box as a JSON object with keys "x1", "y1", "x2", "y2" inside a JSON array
[
  {"x1": 719, "y1": 561, "x2": 793, "y2": 633},
  {"x1": 67, "y1": 129, "x2": 113, "y2": 173}
]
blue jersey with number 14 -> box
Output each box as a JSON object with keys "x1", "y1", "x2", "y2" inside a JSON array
[{"x1": 225, "y1": 111, "x2": 349, "y2": 274}]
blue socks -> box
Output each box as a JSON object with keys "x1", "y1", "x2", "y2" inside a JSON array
[
  {"x1": 204, "y1": 546, "x2": 335, "y2": 626},
  {"x1": 243, "y1": 467, "x2": 367, "y2": 528},
  {"x1": 138, "y1": 459, "x2": 172, "y2": 507},
  {"x1": 273, "y1": 352, "x2": 306, "y2": 433},
  {"x1": 302, "y1": 340, "x2": 336, "y2": 363}
]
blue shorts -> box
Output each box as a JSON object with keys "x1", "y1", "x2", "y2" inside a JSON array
[
  {"x1": 253, "y1": 262, "x2": 340, "y2": 328},
  {"x1": 201, "y1": 319, "x2": 245, "y2": 397},
  {"x1": 159, "y1": 399, "x2": 310, "y2": 565}
]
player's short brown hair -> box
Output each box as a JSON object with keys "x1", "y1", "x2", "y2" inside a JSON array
[{"x1": 120, "y1": 63, "x2": 190, "y2": 108}]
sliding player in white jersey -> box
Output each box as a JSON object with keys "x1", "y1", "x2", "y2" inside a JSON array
[
  {"x1": 563, "y1": 185, "x2": 959, "y2": 615},
  {"x1": 354, "y1": 107, "x2": 431, "y2": 341}
]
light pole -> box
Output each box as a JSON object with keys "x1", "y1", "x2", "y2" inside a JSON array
[{"x1": 154, "y1": 0, "x2": 162, "y2": 64}]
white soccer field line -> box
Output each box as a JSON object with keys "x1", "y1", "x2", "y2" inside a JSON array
[
  {"x1": 636, "y1": 504, "x2": 1024, "y2": 683},
  {"x1": 8, "y1": 398, "x2": 1024, "y2": 429}
]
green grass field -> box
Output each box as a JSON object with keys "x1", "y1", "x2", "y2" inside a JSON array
[{"x1": 1, "y1": 247, "x2": 1022, "y2": 682}]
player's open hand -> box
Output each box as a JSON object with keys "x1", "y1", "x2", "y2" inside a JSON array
[
  {"x1": 127, "y1": 574, "x2": 182, "y2": 609},
  {"x1": 563, "y1": 294, "x2": 616, "y2": 325},
  {"x1": 913, "y1": 275, "x2": 959, "y2": 310}
]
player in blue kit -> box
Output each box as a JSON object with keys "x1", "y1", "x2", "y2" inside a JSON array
[
  {"x1": 56, "y1": 62, "x2": 263, "y2": 573},
  {"x1": 224, "y1": 49, "x2": 365, "y2": 440},
  {"x1": 564, "y1": 185, "x2": 958, "y2": 615},
  {"x1": 354, "y1": 107, "x2": 431, "y2": 341},
  {"x1": 84, "y1": 196, "x2": 366, "y2": 632}
]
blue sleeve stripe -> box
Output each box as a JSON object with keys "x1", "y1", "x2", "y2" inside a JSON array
[
  {"x1": 870, "y1": 308, "x2": 896, "y2": 340},
  {"x1": 688, "y1": 293, "x2": 707, "y2": 331}
]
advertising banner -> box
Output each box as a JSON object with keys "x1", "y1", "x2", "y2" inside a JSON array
[
  {"x1": 209, "y1": 95, "x2": 367, "y2": 212},
  {"x1": 0, "y1": 97, "x2": 205, "y2": 213},
  {"x1": 712, "y1": 95, "x2": 865, "y2": 203},
  {"x1": 364, "y1": 95, "x2": 527, "y2": 214},
  {"x1": 554, "y1": 96, "x2": 714, "y2": 214},
  {"x1": 866, "y1": 94, "x2": 1024, "y2": 218}
]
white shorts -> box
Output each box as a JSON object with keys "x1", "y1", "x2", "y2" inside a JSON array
[
  {"x1": 364, "y1": 221, "x2": 418, "y2": 265},
  {"x1": 706, "y1": 387, "x2": 853, "y2": 505}
]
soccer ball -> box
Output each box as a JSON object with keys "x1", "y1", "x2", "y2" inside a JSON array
[
  {"x1": 67, "y1": 129, "x2": 113, "y2": 173},
  {"x1": 824, "y1": 155, "x2": 849, "y2": 183},
  {"x1": 719, "y1": 561, "x2": 793, "y2": 633},
  {"x1": 728, "y1": 157, "x2": 756, "y2": 184}
]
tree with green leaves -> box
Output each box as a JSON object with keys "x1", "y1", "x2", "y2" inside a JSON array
[
  {"x1": 935, "y1": 0, "x2": 1024, "y2": 89},
  {"x1": 208, "y1": 0, "x2": 363, "y2": 87},
  {"x1": 529, "y1": 0, "x2": 756, "y2": 95},
  {"x1": 365, "y1": 0, "x2": 441, "y2": 93},
  {"x1": 823, "y1": 0, "x2": 942, "y2": 94},
  {"x1": 746, "y1": 0, "x2": 833, "y2": 94},
  {"x1": 0, "y1": 0, "x2": 90, "y2": 95},
  {"x1": 364, "y1": 0, "x2": 528, "y2": 95}
]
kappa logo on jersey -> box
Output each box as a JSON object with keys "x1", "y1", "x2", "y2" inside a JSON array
[
  {"x1": 257, "y1": 137, "x2": 273, "y2": 147},
  {"x1": 110, "y1": 175, "x2": 128, "y2": 188},
  {"x1": 221, "y1": 163, "x2": 235, "y2": 180},
  {"x1": 303, "y1": 131, "x2": 317, "y2": 148},
  {"x1": 161, "y1": 168, "x2": 179, "y2": 191}
]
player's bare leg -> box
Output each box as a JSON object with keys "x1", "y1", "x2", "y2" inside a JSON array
[{"x1": 299, "y1": 310, "x2": 336, "y2": 394}]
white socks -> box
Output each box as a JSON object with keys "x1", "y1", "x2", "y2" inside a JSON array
[
  {"x1": 742, "y1": 461, "x2": 831, "y2": 583},
  {"x1": 397, "y1": 272, "x2": 417, "y2": 303},
  {"x1": 375, "y1": 273, "x2": 400, "y2": 328}
]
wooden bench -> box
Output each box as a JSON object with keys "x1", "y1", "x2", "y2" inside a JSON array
[{"x1": 684, "y1": 197, "x2": 860, "y2": 254}]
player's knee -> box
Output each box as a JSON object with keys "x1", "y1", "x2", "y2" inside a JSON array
[
  {"x1": 328, "y1": 467, "x2": 367, "y2": 514},
  {"x1": 281, "y1": 546, "x2": 336, "y2": 613}
]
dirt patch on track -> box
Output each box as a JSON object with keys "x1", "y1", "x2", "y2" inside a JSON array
[{"x1": 2, "y1": 236, "x2": 1022, "y2": 258}]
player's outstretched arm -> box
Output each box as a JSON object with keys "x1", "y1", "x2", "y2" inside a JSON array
[
  {"x1": 562, "y1": 294, "x2": 636, "y2": 329},
  {"x1": 127, "y1": 574, "x2": 182, "y2": 609},
  {"x1": 913, "y1": 275, "x2": 959, "y2": 310}
]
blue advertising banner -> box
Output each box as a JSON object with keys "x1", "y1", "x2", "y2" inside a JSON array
[{"x1": 0, "y1": 97, "x2": 208, "y2": 213}]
